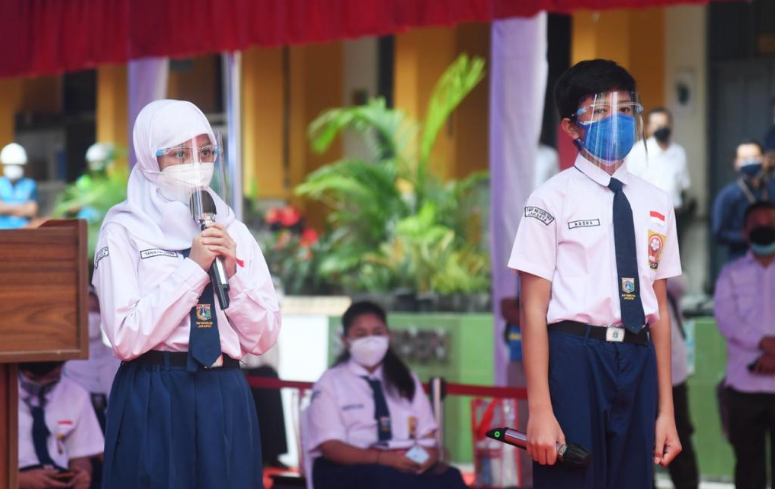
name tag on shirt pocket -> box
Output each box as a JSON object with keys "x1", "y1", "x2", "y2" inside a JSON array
[
  {"x1": 342, "y1": 403, "x2": 365, "y2": 412},
  {"x1": 140, "y1": 249, "x2": 179, "y2": 259},
  {"x1": 568, "y1": 219, "x2": 601, "y2": 230}
]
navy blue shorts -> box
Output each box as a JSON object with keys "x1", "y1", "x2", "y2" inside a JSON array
[
  {"x1": 102, "y1": 357, "x2": 262, "y2": 489},
  {"x1": 533, "y1": 327, "x2": 658, "y2": 489}
]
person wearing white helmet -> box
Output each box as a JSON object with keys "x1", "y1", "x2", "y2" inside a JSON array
[
  {"x1": 0, "y1": 142, "x2": 38, "y2": 229},
  {"x1": 85, "y1": 143, "x2": 114, "y2": 176}
]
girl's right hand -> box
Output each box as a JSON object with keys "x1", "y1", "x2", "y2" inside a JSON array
[
  {"x1": 526, "y1": 410, "x2": 566, "y2": 466},
  {"x1": 379, "y1": 451, "x2": 422, "y2": 473},
  {"x1": 189, "y1": 232, "x2": 217, "y2": 271}
]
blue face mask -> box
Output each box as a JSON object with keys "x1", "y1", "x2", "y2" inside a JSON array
[
  {"x1": 750, "y1": 226, "x2": 775, "y2": 256},
  {"x1": 578, "y1": 114, "x2": 637, "y2": 165},
  {"x1": 752, "y1": 242, "x2": 775, "y2": 256},
  {"x1": 739, "y1": 160, "x2": 763, "y2": 179}
]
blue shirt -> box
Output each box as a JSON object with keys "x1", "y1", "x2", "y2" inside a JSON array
[
  {"x1": 765, "y1": 125, "x2": 775, "y2": 153},
  {"x1": 0, "y1": 177, "x2": 37, "y2": 229},
  {"x1": 712, "y1": 177, "x2": 775, "y2": 262}
]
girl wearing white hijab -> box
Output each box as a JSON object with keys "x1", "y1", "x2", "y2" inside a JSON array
[{"x1": 93, "y1": 100, "x2": 281, "y2": 489}]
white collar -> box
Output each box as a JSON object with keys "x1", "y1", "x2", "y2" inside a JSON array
[
  {"x1": 574, "y1": 153, "x2": 631, "y2": 188},
  {"x1": 346, "y1": 358, "x2": 384, "y2": 380}
]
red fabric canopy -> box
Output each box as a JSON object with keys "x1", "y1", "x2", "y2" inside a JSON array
[{"x1": 0, "y1": 0, "x2": 715, "y2": 79}]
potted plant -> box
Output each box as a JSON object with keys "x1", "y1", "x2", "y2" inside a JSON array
[{"x1": 295, "y1": 54, "x2": 491, "y2": 311}]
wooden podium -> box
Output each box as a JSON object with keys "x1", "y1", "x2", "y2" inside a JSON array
[{"x1": 0, "y1": 220, "x2": 89, "y2": 489}]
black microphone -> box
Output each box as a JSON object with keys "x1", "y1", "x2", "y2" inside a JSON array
[
  {"x1": 486, "y1": 427, "x2": 592, "y2": 469},
  {"x1": 190, "y1": 190, "x2": 230, "y2": 310}
]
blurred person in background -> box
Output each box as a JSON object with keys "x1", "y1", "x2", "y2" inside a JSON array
[
  {"x1": 304, "y1": 301, "x2": 467, "y2": 489},
  {"x1": 714, "y1": 201, "x2": 775, "y2": 489},
  {"x1": 0, "y1": 142, "x2": 38, "y2": 229},
  {"x1": 764, "y1": 99, "x2": 775, "y2": 166},
  {"x1": 64, "y1": 287, "x2": 120, "y2": 489},
  {"x1": 660, "y1": 276, "x2": 699, "y2": 489},
  {"x1": 64, "y1": 287, "x2": 121, "y2": 432},
  {"x1": 242, "y1": 347, "x2": 289, "y2": 468},
  {"x1": 713, "y1": 140, "x2": 775, "y2": 262},
  {"x1": 18, "y1": 361, "x2": 103, "y2": 489},
  {"x1": 627, "y1": 107, "x2": 693, "y2": 242}
]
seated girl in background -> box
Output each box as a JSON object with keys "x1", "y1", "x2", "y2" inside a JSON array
[{"x1": 303, "y1": 301, "x2": 467, "y2": 489}]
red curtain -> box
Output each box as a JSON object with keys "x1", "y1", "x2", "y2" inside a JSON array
[{"x1": 0, "y1": 0, "x2": 713, "y2": 79}]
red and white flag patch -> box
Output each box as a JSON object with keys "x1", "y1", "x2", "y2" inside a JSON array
[{"x1": 650, "y1": 211, "x2": 666, "y2": 227}]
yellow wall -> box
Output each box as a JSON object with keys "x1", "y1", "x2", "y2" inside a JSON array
[
  {"x1": 296, "y1": 43, "x2": 344, "y2": 227},
  {"x1": 240, "y1": 42, "x2": 344, "y2": 228},
  {"x1": 242, "y1": 46, "x2": 285, "y2": 199},
  {"x1": 394, "y1": 24, "x2": 490, "y2": 181},
  {"x1": 572, "y1": 9, "x2": 665, "y2": 112},
  {"x1": 395, "y1": 27, "x2": 457, "y2": 179},
  {"x1": 96, "y1": 64, "x2": 129, "y2": 167},
  {"x1": 454, "y1": 23, "x2": 490, "y2": 178},
  {"x1": 0, "y1": 78, "x2": 23, "y2": 147}
]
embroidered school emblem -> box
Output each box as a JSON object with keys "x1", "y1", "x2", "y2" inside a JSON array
[
  {"x1": 524, "y1": 206, "x2": 555, "y2": 226},
  {"x1": 648, "y1": 231, "x2": 666, "y2": 270},
  {"x1": 94, "y1": 246, "x2": 109, "y2": 270},
  {"x1": 622, "y1": 278, "x2": 636, "y2": 294},
  {"x1": 196, "y1": 304, "x2": 212, "y2": 321},
  {"x1": 621, "y1": 277, "x2": 636, "y2": 301}
]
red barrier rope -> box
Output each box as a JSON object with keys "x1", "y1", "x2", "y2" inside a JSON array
[{"x1": 244, "y1": 376, "x2": 528, "y2": 400}]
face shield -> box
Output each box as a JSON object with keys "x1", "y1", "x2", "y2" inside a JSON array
[
  {"x1": 150, "y1": 133, "x2": 229, "y2": 213},
  {"x1": 572, "y1": 91, "x2": 644, "y2": 166}
]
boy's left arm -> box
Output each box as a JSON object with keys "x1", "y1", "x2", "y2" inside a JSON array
[{"x1": 651, "y1": 278, "x2": 682, "y2": 467}]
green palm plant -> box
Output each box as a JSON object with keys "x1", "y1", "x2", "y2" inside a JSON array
[{"x1": 295, "y1": 54, "x2": 490, "y2": 295}]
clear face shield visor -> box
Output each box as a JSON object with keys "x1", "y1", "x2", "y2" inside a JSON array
[
  {"x1": 151, "y1": 133, "x2": 230, "y2": 218},
  {"x1": 572, "y1": 91, "x2": 644, "y2": 165}
]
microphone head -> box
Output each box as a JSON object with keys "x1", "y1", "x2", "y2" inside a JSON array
[
  {"x1": 190, "y1": 190, "x2": 217, "y2": 218},
  {"x1": 558, "y1": 442, "x2": 592, "y2": 468}
]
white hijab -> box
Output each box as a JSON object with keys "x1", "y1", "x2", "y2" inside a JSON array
[{"x1": 101, "y1": 100, "x2": 235, "y2": 250}]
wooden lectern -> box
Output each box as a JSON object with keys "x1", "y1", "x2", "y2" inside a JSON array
[{"x1": 0, "y1": 220, "x2": 88, "y2": 489}]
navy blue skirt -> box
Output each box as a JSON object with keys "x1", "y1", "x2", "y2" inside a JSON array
[{"x1": 102, "y1": 358, "x2": 263, "y2": 489}]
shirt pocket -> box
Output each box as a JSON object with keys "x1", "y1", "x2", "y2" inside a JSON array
[
  {"x1": 733, "y1": 286, "x2": 758, "y2": 319},
  {"x1": 558, "y1": 217, "x2": 607, "y2": 277},
  {"x1": 136, "y1": 251, "x2": 181, "y2": 294}
]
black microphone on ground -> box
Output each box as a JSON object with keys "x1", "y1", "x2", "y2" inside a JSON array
[
  {"x1": 190, "y1": 190, "x2": 230, "y2": 310},
  {"x1": 486, "y1": 427, "x2": 592, "y2": 469}
]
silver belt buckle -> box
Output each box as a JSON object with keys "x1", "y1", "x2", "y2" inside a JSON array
[{"x1": 605, "y1": 326, "x2": 625, "y2": 343}]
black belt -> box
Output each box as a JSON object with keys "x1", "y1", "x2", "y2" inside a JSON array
[
  {"x1": 129, "y1": 351, "x2": 240, "y2": 368},
  {"x1": 549, "y1": 320, "x2": 650, "y2": 346}
]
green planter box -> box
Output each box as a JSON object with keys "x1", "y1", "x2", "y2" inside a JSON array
[
  {"x1": 327, "y1": 313, "x2": 495, "y2": 464},
  {"x1": 684, "y1": 317, "x2": 734, "y2": 481}
]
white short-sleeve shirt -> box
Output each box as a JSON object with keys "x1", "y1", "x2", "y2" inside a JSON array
[
  {"x1": 509, "y1": 154, "x2": 682, "y2": 327},
  {"x1": 18, "y1": 376, "x2": 104, "y2": 469},
  {"x1": 303, "y1": 359, "x2": 437, "y2": 460}
]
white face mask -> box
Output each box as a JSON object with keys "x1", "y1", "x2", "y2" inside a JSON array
[
  {"x1": 157, "y1": 163, "x2": 214, "y2": 203},
  {"x1": 3, "y1": 165, "x2": 23, "y2": 180},
  {"x1": 88, "y1": 312, "x2": 102, "y2": 341},
  {"x1": 349, "y1": 336, "x2": 389, "y2": 368}
]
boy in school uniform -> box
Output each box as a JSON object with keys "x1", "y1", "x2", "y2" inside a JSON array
[{"x1": 510, "y1": 59, "x2": 682, "y2": 489}]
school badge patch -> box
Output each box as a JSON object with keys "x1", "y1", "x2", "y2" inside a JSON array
[
  {"x1": 196, "y1": 304, "x2": 212, "y2": 321},
  {"x1": 648, "y1": 231, "x2": 666, "y2": 270},
  {"x1": 621, "y1": 277, "x2": 636, "y2": 301}
]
